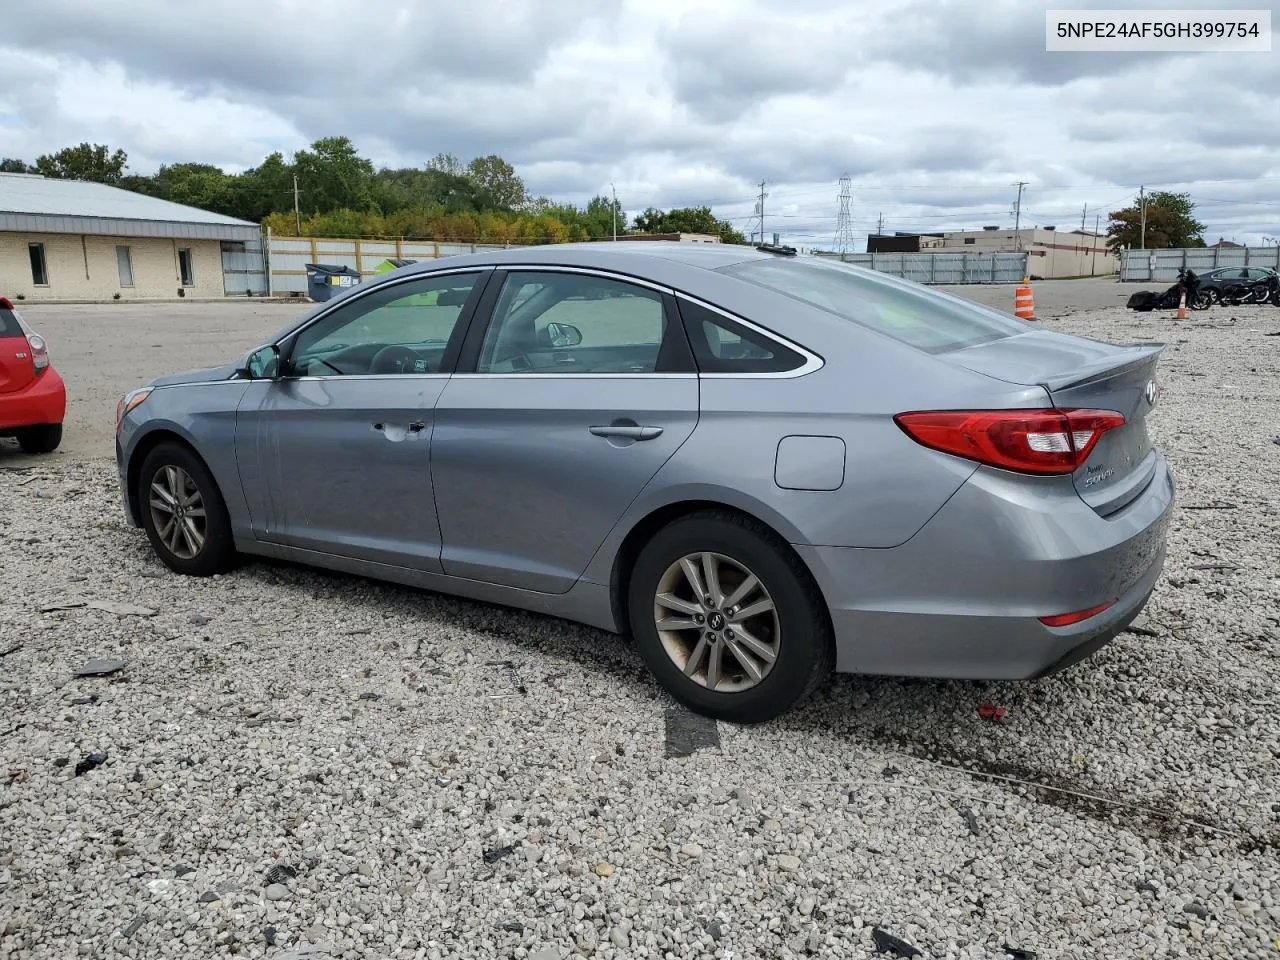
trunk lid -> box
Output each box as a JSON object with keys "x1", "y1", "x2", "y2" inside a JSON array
[
  {"x1": 944, "y1": 330, "x2": 1162, "y2": 515},
  {"x1": 0, "y1": 306, "x2": 36, "y2": 395}
]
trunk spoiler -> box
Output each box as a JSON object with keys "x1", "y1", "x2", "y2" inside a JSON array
[{"x1": 1039, "y1": 343, "x2": 1163, "y2": 393}]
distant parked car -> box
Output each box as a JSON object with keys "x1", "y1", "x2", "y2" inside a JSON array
[
  {"x1": 114, "y1": 243, "x2": 1174, "y2": 723},
  {"x1": 1195, "y1": 266, "x2": 1278, "y2": 301},
  {"x1": 0, "y1": 297, "x2": 65, "y2": 454}
]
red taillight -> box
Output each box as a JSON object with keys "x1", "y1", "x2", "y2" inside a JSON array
[
  {"x1": 1038, "y1": 600, "x2": 1115, "y2": 627},
  {"x1": 0, "y1": 297, "x2": 12, "y2": 310},
  {"x1": 894, "y1": 408, "x2": 1126, "y2": 475}
]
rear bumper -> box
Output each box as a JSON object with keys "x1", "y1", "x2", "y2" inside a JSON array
[
  {"x1": 0, "y1": 368, "x2": 66, "y2": 432},
  {"x1": 798, "y1": 454, "x2": 1174, "y2": 680}
]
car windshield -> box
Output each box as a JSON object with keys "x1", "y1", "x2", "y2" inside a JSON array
[{"x1": 719, "y1": 257, "x2": 1028, "y2": 354}]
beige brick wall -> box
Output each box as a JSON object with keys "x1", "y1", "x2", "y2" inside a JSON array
[{"x1": 0, "y1": 232, "x2": 225, "y2": 300}]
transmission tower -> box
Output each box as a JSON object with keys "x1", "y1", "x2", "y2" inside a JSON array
[{"x1": 835, "y1": 175, "x2": 854, "y2": 255}]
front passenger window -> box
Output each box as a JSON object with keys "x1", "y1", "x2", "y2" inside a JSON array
[{"x1": 287, "y1": 272, "x2": 480, "y2": 377}]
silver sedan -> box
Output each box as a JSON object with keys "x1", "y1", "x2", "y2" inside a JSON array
[{"x1": 115, "y1": 242, "x2": 1173, "y2": 722}]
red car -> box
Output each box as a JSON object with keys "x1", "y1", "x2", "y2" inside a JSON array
[{"x1": 0, "y1": 297, "x2": 65, "y2": 454}]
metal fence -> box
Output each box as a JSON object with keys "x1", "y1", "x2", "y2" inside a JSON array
[
  {"x1": 1119, "y1": 246, "x2": 1280, "y2": 282},
  {"x1": 829, "y1": 251, "x2": 1030, "y2": 284},
  {"x1": 220, "y1": 235, "x2": 268, "y2": 296},
  {"x1": 262, "y1": 235, "x2": 509, "y2": 296}
]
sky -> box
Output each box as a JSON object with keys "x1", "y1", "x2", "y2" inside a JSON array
[{"x1": 2, "y1": 0, "x2": 1279, "y2": 249}]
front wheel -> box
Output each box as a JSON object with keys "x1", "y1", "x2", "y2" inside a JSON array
[
  {"x1": 137, "y1": 442, "x2": 237, "y2": 576},
  {"x1": 627, "y1": 511, "x2": 834, "y2": 724},
  {"x1": 1190, "y1": 291, "x2": 1212, "y2": 311},
  {"x1": 15, "y1": 423, "x2": 62, "y2": 454}
]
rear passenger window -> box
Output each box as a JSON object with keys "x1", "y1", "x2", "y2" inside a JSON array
[
  {"x1": 0, "y1": 308, "x2": 23, "y2": 338},
  {"x1": 677, "y1": 299, "x2": 807, "y2": 374}
]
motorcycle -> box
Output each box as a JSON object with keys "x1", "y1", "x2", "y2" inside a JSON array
[
  {"x1": 1219, "y1": 274, "x2": 1279, "y2": 306},
  {"x1": 1126, "y1": 268, "x2": 1211, "y2": 312}
]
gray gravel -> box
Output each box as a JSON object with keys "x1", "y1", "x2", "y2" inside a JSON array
[{"x1": 2, "y1": 300, "x2": 1278, "y2": 959}]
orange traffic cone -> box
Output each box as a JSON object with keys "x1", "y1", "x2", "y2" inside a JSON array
[
  {"x1": 1014, "y1": 278, "x2": 1035, "y2": 320},
  {"x1": 1176, "y1": 290, "x2": 1187, "y2": 320}
]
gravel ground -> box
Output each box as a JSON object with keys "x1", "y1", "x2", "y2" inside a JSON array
[{"x1": 2, "y1": 300, "x2": 1278, "y2": 959}]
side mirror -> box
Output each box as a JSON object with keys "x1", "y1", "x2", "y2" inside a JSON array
[
  {"x1": 240, "y1": 344, "x2": 281, "y2": 380},
  {"x1": 543, "y1": 322, "x2": 582, "y2": 348}
]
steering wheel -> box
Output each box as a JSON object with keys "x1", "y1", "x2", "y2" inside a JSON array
[{"x1": 370, "y1": 344, "x2": 421, "y2": 375}]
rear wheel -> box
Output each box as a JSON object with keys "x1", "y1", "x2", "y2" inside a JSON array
[
  {"x1": 1190, "y1": 291, "x2": 1211, "y2": 311},
  {"x1": 15, "y1": 423, "x2": 62, "y2": 454},
  {"x1": 627, "y1": 511, "x2": 834, "y2": 724},
  {"x1": 137, "y1": 442, "x2": 236, "y2": 576}
]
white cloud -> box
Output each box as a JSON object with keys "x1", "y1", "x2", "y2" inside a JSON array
[{"x1": 2, "y1": 0, "x2": 1278, "y2": 245}]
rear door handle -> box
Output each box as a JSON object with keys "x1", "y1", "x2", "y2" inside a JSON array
[{"x1": 589, "y1": 425, "x2": 664, "y2": 441}]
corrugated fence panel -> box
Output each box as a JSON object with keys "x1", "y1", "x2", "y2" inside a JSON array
[
  {"x1": 221, "y1": 236, "x2": 267, "y2": 296},
  {"x1": 831, "y1": 251, "x2": 1028, "y2": 284},
  {"x1": 1120, "y1": 246, "x2": 1280, "y2": 281}
]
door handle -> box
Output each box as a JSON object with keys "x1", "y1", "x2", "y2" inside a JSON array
[
  {"x1": 408, "y1": 421, "x2": 426, "y2": 433},
  {"x1": 589, "y1": 425, "x2": 664, "y2": 441}
]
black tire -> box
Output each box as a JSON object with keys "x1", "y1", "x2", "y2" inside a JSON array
[
  {"x1": 137, "y1": 442, "x2": 237, "y2": 576},
  {"x1": 15, "y1": 423, "x2": 62, "y2": 454},
  {"x1": 1190, "y1": 292, "x2": 1211, "y2": 311},
  {"x1": 626, "y1": 510, "x2": 834, "y2": 724}
]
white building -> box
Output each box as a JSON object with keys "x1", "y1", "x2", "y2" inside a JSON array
[{"x1": 1, "y1": 173, "x2": 261, "y2": 300}]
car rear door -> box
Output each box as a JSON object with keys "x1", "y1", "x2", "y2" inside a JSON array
[
  {"x1": 0, "y1": 304, "x2": 35, "y2": 396},
  {"x1": 431, "y1": 268, "x2": 699, "y2": 594}
]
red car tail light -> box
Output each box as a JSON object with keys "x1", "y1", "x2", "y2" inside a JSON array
[
  {"x1": 1038, "y1": 600, "x2": 1115, "y2": 627},
  {"x1": 894, "y1": 409, "x2": 1126, "y2": 476},
  {"x1": 26, "y1": 332, "x2": 49, "y2": 371}
]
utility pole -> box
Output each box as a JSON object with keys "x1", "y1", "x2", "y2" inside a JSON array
[
  {"x1": 292, "y1": 175, "x2": 302, "y2": 234},
  {"x1": 1139, "y1": 185, "x2": 1146, "y2": 250},
  {"x1": 1092, "y1": 213, "x2": 1101, "y2": 275},
  {"x1": 1012, "y1": 181, "x2": 1028, "y2": 250},
  {"x1": 1080, "y1": 203, "x2": 1087, "y2": 231},
  {"x1": 757, "y1": 180, "x2": 768, "y2": 245},
  {"x1": 611, "y1": 181, "x2": 617, "y2": 241},
  {"x1": 877, "y1": 211, "x2": 884, "y2": 235},
  {"x1": 835, "y1": 175, "x2": 854, "y2": 256}
]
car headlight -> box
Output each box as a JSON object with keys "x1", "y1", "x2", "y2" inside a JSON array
[{"x1": 116, "y1": 388, "x2": 153, "y2": 433}]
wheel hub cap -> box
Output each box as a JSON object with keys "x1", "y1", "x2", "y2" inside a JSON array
[{"x1": 653, "y1": 551, "x2": 780, "y2": 694}]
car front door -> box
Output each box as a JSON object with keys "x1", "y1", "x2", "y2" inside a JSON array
[
  {"x1": 431, "y1": 268, "x2": 699, "y2": 593},
  {"x1": 235, "y1": 269, "x2": 489, "y2": 570}
]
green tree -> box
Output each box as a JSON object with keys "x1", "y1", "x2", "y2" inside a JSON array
[
  {"x1": 427, "y1": 152, "x2": 465, "y2": 176},
  {"x1": 632, "y1": 205, "x2": 746, "y2": 244},
  {"x1": 153, "y1": 163, "x2": 235, "y2": 215},
  {"x1": 34, "y1": 143, "x2": 128, "y2": 184},
  {"x1": 292, "y1": 136, "x2": 374, "y2": 215},
  {"x1": 231, "y1": 152, "x2": 295, "y2": 223},
  {"x1": 0, "y1": 158, "x2": 32, "y2": 173},
  {"x1": 466, "y1": 154, "x2": 526, "y2": 210},
  {"x1": 583, "y1": 195, "x2": 625, "y2": 238},
  {"x1": 1107, "y1": 192, "x2": 1206, "y2": 252}
]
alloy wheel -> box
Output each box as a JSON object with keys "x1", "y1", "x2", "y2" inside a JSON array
[
  {"x1": 148, "y1": 465, "x2": 207, "y2": 560},
  {"x1": 652, "y1": 551, "x2": 780, "y2": 693}
]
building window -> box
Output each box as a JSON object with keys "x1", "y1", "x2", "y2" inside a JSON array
[
  {"x1": 116, "y1": 245, "x2": 134, "y2": 287},
  {"x1": 29, "y1": 243, "x2": 48, "y2": 285},
  {"x1": 178, "y1": 248, "x2": 195, "y2": 286},
  {"x1": 963, "y1": 238, "x2": 976, "y2": 245}
]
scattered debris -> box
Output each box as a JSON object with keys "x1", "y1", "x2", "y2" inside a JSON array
[
  {"x1": 1183, "y1": 902, "x2": 1210, "y2": 919},
  {"x1": 264, "y1": 926, "x2": 277, "y2": 946},
  {"x1": 121, "y1": 916, "x2": 145, "y2": 939},
  {"x1": 87, "y1": 600, "x2": 157, "y2": 617},
  {"x1": 1191, "y1": 562, "x2": 1239, "y2": 572},
  {"x1": 198, "y1": 891, "x2": 219, "y2": 904},
  {"x1": 357, "y1": 692, "x2": 381, "y2": 701},
  {"x1": 487, "y1": 659, "x2": 528, "y2": 695},
  {"x1": 483, "y1": 843, "x2": 517, "y2": 864},
  {"x1": 871, "y1": 927, "x2": 922, "y2": 957},
  {"x1": 0, "y1": 643, "x2": 21, "y2": 658},
  {"x1": 664, "y1": 704, "x2": 721, "y2": 758},
  {"x1": 73, "y1": 658, "x2": 126, "y2": 677},
  {"x1": 977, "y1": 702, "x2": 1007, "y2": 722},
  {"x1": 594, "y1": 862, "x2": 615, "y2": 877},
  {"x1": 882, "y1": 764, "x2": 902, "y2": 778},
  {"x1": 188, "y1": 614, "x2": 211, "y2": 626},
  {"x1": 74, "y1": 751, "x2": 108, "y2": 776},
  {"x1": 53, "y1": 758, "x2": 68, "y2": 768},
  {"x1": 40, "y1": 600, "x2": 86, "y2": 613},
  {"x1": 264, "y1": 864, "x2": 297, "y2": 886},
  {"x1": 173, "y1": 865, "x2": 196, "y2": 878},
  {"x1": 1124, "y1": 620, "x2": 1159, "y2": 638},
  {"x1": 343, "y1": 628, "x2": 372, "y2": 636},
  {"x1": 705, "y1": 919, "x2": 725, "y2": 941},
  {"x1": 1003, "y1": 947, "x2": 1037, "y2": 959},
  {"x1": 1136, "y1": 880, "x2": 1159, "y2": 894},
  {"x1": 958, "y1": 806, "x2": 981, "y2": 836},
  {"x1": 1181, "y1": 501, "x2": 1237, "y2": 511},
  {"x1": 69, "y1": 695, "x2": 100, "y2": 706},
  {"x1": 776, "y1": 854, "x2": 801, "y2": 872},
  {"x1": 499, "y1": 921, "x2": 525, "y2": 933},
  {"x1": 264, "y1": 883, "x2": 291, "y2": 900}
]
